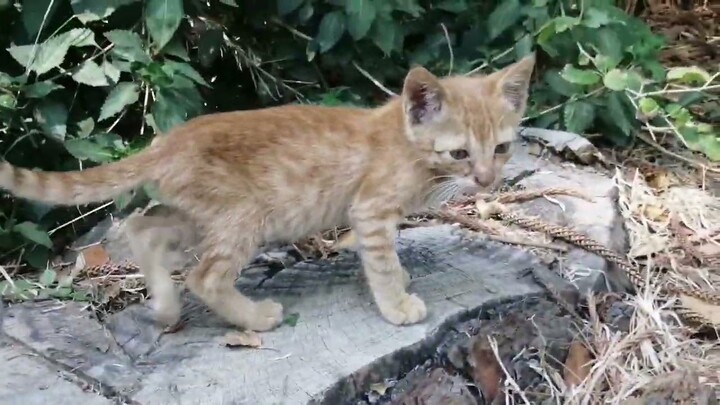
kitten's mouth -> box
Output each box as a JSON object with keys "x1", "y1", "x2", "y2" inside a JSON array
[{"x1": 456, "y1": 180, "x2": 482, "y2": 196}]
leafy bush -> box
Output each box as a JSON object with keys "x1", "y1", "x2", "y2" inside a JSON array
[{"x1": 0, "y1": 0, "x2": 717, "y2": 270}]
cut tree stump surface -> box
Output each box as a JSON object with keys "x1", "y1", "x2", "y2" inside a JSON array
[{"x1": 0, "y1": 137, "x2": 628, "y2": 404}]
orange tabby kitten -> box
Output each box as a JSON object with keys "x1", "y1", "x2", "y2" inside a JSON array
[{"x1": 0, "y1": 55, "x2": 535, "y2": 331}]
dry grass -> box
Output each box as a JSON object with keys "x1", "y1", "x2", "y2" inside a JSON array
[
  {"x1": 552, "y1": 165, "x2": 720, "y2": 403},
  {"x1": 560, "y1": 285, "x2": 719, "y2": 404}
]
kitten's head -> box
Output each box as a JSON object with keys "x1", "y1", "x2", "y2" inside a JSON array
[{"x1": 401, "y1": 55, "x2": 535, "y2": 197}]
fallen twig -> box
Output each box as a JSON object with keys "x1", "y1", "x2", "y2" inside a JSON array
[{"x1": 637, "y1": 132, "x2": 720, "y2": 174}]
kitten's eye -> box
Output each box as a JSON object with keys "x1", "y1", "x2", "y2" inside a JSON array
[
  {"x1": 449, "y1": 149, "x2": 469, "y2": 160},
  {"x1": 494, "y1": 142, "x2": 511, "y2": 154}
]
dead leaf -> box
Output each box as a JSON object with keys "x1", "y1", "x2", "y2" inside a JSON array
[
  {"x1": 678, "y1": 294, "x2": 720, "y2": 328},
  {"x1": 646, "y1": 169, "x2": 675, "y2": 190},
  {"x1": 80, "y1": 245, "x2": 110, "y2": 269},
  {"x1": 563, "y1": 340, "x2": 593, "y2": 388},
  {"x1": 220, "y1": 330, "x2": 262, "y2": 348},
  {"x1": 520, "y1": 127, "x2": 603, "y2": 165},
  {"x1": 369, "y1": 381, "x2": 389, "y2": 396},
  {"x1": 643, "y1": 204, "x2": 669, "y2": 222},
  {"x1": 467, "y1": 336, "x2": 503, "y2": 402}
]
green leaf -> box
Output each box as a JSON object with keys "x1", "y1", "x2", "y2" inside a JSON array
[
  {"x1": 666, "y1": 66, "x2": 711, "y2": 85},
  {"x1": 638, "y1": 97, "x2": 660, "y2": 118},
  {"x1": 25, "y1": 246, "x2": 50, "y2": 271},
  {"x1": 1, "y1": 279, "x2": 38, "y2": 301},
  {"x1": 163, "y1": 61, "x2": 209, "y2": 87},
  {"x1": 277, "y1": 0, "x2": 304, "y2": 15},
  {"x1": 515, "y1": 34, "x2": 533, "y2": 59},
  {"x1": 436, "y1": 0, "x2": 468, "y2": 13},
  {"x1": 298, "y1": 3, "x2": 314, "y2": 22},
  {"x1": 72, "y1": 60, "x2": 111, "y2": 87},
  {"x1": 33, "y1": 100, "x2": 68, "y2": 141},
  {"x1": 8, "y1": 29, "x2": 96, "y2": 75},
  {"x1": 102, "y1": 60, "x2": 121, "y2": 83},
  {"x1": 553, "y1": 16, "x2": 580, "y2": 32},
  {"x1": 605, "y1": 91, "x2": 634, "y2": 138},
  {"x1": 697, "y1": 123, "x2": 714, "y2": 134},
  {"x1": 0, "y1": 71, "x2": 14, "y2": 86},
  {"x1": 145, "y1": 0, "x2": 184, "y2": 50},
  {"x1": 151, "y1": 84, "x2": 203, "y2": 132},
  {"x1": 560, "y1": 65, "x2": 600, "y2": 85},
  {"x1": 39, "y1": 268, "x2": 56, "y2": 286},
  {"x1": 71, "y1": 290, "x2": 91, "y2": 301},
  {"x1": 150, "y1": 76, "x2": 203, "y2": 132},
  {"x1": 13, "y1": 222, "x2": 52, "y2": 248},
  {"x1": 625, "y1": 70, "x2": 644, "y2": 92},
  {"x1": 603, "y1": 69, "x2": 628, "y2": 91},
  {"x1": 593, "y1": 55, "x2": 619, "y2": 73},
  {"x1": 197, "y1": 29, "x2": 224, "y2": 68},
  {"x1": 98, "y1": 81, "x2": 140, "y2": 121},
  {"x1": 582, "y1": 8, "x2": 611, "y2": 28},
  {"x1": 76, "y1": 117, "x2": 95, "y2": 138},
  {"x1": 346, "y1": 0, "x2": 376, "y2": 40},
  {"x1": 162, "y1": 37, "x2": 190, "y2": 61},
  {"x1": 283, "y1": 312, "x2": 300, "y2": 327},
  {"x1": 487, "y1": 0, "x2": 521, "y2": 41},
  {"x1": 316, "y1": 11, "x2": 346, "y2": 52},
  {"x1": 564, "y1": 101, "x2": 596, "y2": 134},
  {"x1": 391, "y1": 0, "x2": 423, "y2": 16},
  {"x1": 64, "y1": 138, "x2": 115, "y2": 162},
  {"x1": 0, "y1": 94, "x2": 16, "y2": 109},
  {"x1": 543, "y1": 69, "x2": 582, "y2": 97},
  {"x1": 71, "y1": 0, "x2": 138, "y2": 23},
  {"x1": 678, "y1": 126, "x2": 720, "y2": 162},
  {"x1": 370, "y1": 18, "x2": 398, "y2": 55},
  {"x1": 50, "y1": 287, "x2": 74, "y2": 298},
  {"x1": 596, "y1": 27, "x2": 623, "y2": 63},
  {"x1": 22, "y1": 0, "x2": 62, "y2": 38},
  {"x1": 105, "y1": 30, "x2": 151, "y2": 64},
  {"x1": 23, "y1": 81, "x2": 63, "y2": 98}
]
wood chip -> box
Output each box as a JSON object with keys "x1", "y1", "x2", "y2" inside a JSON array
[
  {"x1": 80, "y1": 245, "x2": 110, "y2": 269},
  {"x1": 467, "y1": 336, "x2": 503, "y2": 402},
  {"x1": 563, "y1": 340, "x2": 593, "y2": 388},
  {"x1": 220, "y1": 330, "x2": 262, "y2": 348}
]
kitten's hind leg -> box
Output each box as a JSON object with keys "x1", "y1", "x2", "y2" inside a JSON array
[
  {"x1": 185, "y1": 235, "x2": 283, "y2": 331},
  {"x1": 125, "y1": 212, "x2": 188, "y2": 326}
]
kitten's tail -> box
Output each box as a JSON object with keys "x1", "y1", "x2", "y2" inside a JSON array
[{"x1": 0, "y1": 147, "x2": 162, "y2": 206}]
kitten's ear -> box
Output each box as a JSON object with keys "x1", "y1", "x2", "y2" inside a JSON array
[
  {"x1": 493, "y1": 54, "x2": 535, "y2": 113},
  {"x1": 402, "y1": 66, "x2": 445, "y2": 126}
]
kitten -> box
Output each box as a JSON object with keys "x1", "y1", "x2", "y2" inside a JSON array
[{"x1": 0, "y1": 55, "x2": 535, "y2": 331}]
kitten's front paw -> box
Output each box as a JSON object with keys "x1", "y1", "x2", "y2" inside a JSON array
[
  {"x1": 378, "y1": 293, "x2": 427, "y2": 325},
  {"x1": 246, "y1": 299, "x2": 284, "y2": 332},
  {"x1": 152, "y1": 295, "x2": 181, "y2": 327}
]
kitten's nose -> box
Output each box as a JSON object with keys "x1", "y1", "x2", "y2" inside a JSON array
[{"x1": 473, "y1": 168, "x2": 495, "y2": 187}]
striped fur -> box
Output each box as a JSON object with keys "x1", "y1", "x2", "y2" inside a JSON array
[
  {"x1": 0, "y1": 55, "x2": 535, "y2": 331},
  {"x1": 0, "y1": 148, "x2": 163, "y2": 206}
]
